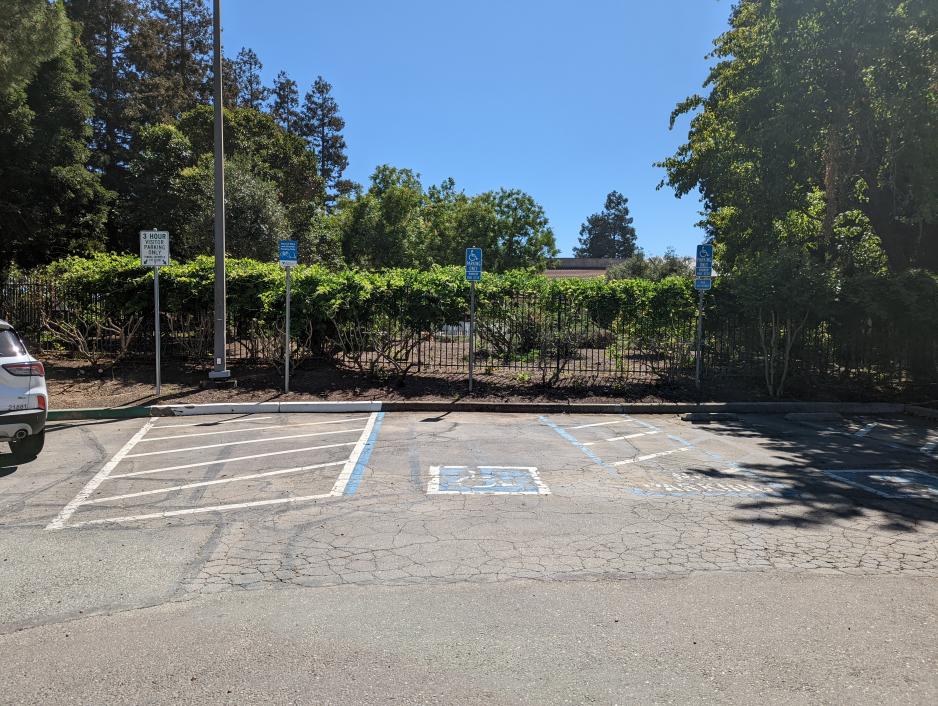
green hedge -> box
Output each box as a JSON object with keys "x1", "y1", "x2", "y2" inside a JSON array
[{"x1": 41, "y1": 252, "x2": 698, "y2": 339}]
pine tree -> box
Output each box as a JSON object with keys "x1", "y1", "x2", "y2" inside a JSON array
[
  {"x1": 0, "y1": 24, "x2": 111, "y2": 274},
  {"x1": 270, "y1": 70, "x2": 301, "y2": 134},
  {"x1": 301, "y1": 75, "x2": 351, "y2": 203},
  {"x1": 573, "y1": 191, "x2": 638, "y2": 259},
  {"x1": 124, "y1": 0, "x2": 212, "y2": 124},
  {"x1": 231, "y1": 47, "x2": 269, "y2": 110},
  {"x1": 1, "y1": 0, "x2": 71, "y2": 94},
  {"x1": 65, "y1": 0, "x2": 140, "y2": 192}
]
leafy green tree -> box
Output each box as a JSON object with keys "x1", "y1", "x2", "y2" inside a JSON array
[
  {"x1": 661, "y1": 0, "x2": 938, "y2": 272},
  {"x1": 270, "y1": 70, "x2": 301, "y2": 135},
  {"x1": 301, "y1": 76, "x2": 353, "y2": 203},
  {"x1": 336, "y1": 166, "x2": 426, "y2": 268},
  {"x1": 606, "y1": 248, "x2": 693, "y2": 281},
  {"x1": 0, "y1": 23, "x2": 111, "y2": 275},
  {"x1": 175, "y1": 157, "x2": 290, "y2": 261},
  {"x1": 231, "y1": 47, "x2": 270, "y2": 110},
  {"x1": 0, "y1": 0, "x2": 71, "y2": 94},
  {"x1": 119, "y1": 106, "x2": 325, "y2": 255},
  {"x1": 574, "y1": 191, "x2": 638, "y2": 259}
]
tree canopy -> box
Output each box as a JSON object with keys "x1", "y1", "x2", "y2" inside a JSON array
[{"x1": 573, "y1": 191, "x2": 638, "y2": 259}]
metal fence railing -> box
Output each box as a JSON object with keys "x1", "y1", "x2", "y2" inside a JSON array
[{"x1": 3, "y1": 274, "x2": 936, "y2": 394}]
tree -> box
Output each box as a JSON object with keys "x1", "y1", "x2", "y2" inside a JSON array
[
  {"x1": 0, "y1": 0, "x2": 71, "y2": 94},
  {"x1": 65, "y1": 0, "x2": 140, "y2": 192},
  {"x1": 606, "y1": 248, "x2": 694, "y2": 281},
  {"x1": 301, "y1": 76, "x2": 352, "y2": 203},
  {"x1": 118, "y1": 105, "x2": 325, "y2": 255},
  {"x1": 270, "y1": 70, "x2": 301, "y2": 135},
  {"x1": 660, "y1": 0, "x2": 938, "y2": 272},
  {"x1": 0, "y1": 22, "x2": 111, "y2": 275},
  {"x1": 574, "y1": 191, "x2": 637, "y2": 259},
  {"x1": 230, "y1": 47, "x2": 269, "y2": 110},
  {"x1": 124, "y1": 0, "x2": 211, "y2": 124}
]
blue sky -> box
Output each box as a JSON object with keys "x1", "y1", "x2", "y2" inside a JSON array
[{"x1": 221, "y1": 1, "x2": 730, "y2": 257}]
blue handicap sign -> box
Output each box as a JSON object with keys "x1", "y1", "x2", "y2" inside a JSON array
[
  {"x1": 279, "y1": 240, "x2": 298, "y2": 266},
  {"x1": 695, "y1": 244, "x2": 713, "y2": 279},
  {"x1": 695, "y1": 277, "x2": 712, "y2": 291},
  {"x1": 465, "y1": 247, "x2": 483, "y2": 281}
]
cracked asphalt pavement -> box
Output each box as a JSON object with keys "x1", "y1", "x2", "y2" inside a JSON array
[{"x1": 1, "y1": 411, "x2": 937, "y2": 703}]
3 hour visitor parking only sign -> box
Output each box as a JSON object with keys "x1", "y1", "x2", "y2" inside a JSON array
[{"x1": 140, "y1": 230, "x2": 169, "y2": 267}]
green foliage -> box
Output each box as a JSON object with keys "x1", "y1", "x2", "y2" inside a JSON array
[
  {"x1": 660, "y1": 0, "x2": 938, "y2": 272},
  {"x1": 606, "y1": 248, "x2": 694, "y2": 281},
  {"x1": 0, "y1": 21, "x2": 112, "y2": 276},
  {"x1": 335, "y1": 166, "x2": 558, "y2": 272},
  {"x1": 574, "y1": 191, "x2": 638, "y2": 259},
  {"x1": 0, "y1": 0, "x2": 71, "y2": 94}
]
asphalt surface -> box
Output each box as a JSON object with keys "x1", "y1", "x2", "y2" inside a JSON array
[{"x1": 1, "y1": 411, "x2": 937, "y2": 704}]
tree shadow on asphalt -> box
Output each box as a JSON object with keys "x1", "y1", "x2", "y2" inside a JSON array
[{"x1": 692, "y1": 415, "x2": 938, "y2": 533}]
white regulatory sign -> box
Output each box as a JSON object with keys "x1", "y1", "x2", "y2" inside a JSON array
[{"x1": 140, "y1": 230, "x2": 170, "y2": 267}]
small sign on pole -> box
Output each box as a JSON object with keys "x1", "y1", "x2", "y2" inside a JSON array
[
  {"x1": 279, "y1": 240, "x2": 298, "y2": 393},
  {"x1": 465, "y1": 247, "x2": 482, "y2": 394},
  {"x1": 140, "y1": 230, "x2": 170, "y2": 396}
]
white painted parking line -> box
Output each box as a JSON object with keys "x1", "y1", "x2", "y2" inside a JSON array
[
  {"x1": 612, "y1": 447, "x2": 692, "y2": 466},
  {"x1": 109, "y1": 441, "x2": 358, "y2": 479},
  {"x1": 568, "y1": 419, "x2": 635, "y2": 430},
  {"x1": 124, "y1": 427, "x2": 366, "y2": 459},
  {"x1": 583, "y1": 430, "x2": 660, "y2": 446},
  {"x1": 85, "y1": 461, "x2": 346, "y2": 505},
  {"x1": 152, "y1": 416, "x2": 274, "y2": 429},
  {"x1": 68, "y1": 492, "x2": 337, "y2": 527},
  {"x1": 45, "y1": 419, "x2": 157, "y2": 530},
  {"x1": 141, "y1": 416, "x2": 370, "y2": 442},
  {"x1": 854, "y1": 422, "x2": 878, "y2": 437},
  {"x1": 330, "y1": 413, "x2": 381, "y2": 496}
]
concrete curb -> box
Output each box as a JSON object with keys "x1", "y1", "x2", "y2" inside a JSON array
[{"x1": 46, "y1": 400, "x2": 917, "y2": 421}]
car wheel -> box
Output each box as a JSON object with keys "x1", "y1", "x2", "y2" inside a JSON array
[{"x1": 9, "y1": 432, "x2": 45, "y2": 463}]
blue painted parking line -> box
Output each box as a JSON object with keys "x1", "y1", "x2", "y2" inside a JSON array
[
  {"x1": 342, "y1": 412, "x2": 386, "y2": 496},
  {"x1": 539, "y1": 416, "x2": 619, "y2": 475},
  {"x1": 427, "y1": 466, "x2": 550, "y2": 495}
]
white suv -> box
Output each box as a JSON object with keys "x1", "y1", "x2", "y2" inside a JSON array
[{"x1": 0, "y1": 319, "x2": 47, "y2": 463}]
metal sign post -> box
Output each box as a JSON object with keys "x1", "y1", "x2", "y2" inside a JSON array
[
  {"x1": 279, "y1": 240, "x2": 298, "y2": 394},
  {"x1": 140, "y1": 230, "x2": 170, "y2": 397},
  {"x1": 465, "y1": 247, "x2": 482, "y2": 395},
  {"x1": 694, "y1": 244, "x2": 714, "y2": 391}
]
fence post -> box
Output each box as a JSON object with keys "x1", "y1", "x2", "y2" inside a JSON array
[{"x1": 556, "y1": 293, "x2": 562, "y2": 379}]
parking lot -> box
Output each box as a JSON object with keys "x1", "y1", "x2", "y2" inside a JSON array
[{"x1": 2, "y1": 409, "x2": 938, "y2": 702}]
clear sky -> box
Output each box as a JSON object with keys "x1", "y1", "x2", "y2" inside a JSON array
[{"x1": 221, "y1": 0, "x2": 731, "y2": 257}]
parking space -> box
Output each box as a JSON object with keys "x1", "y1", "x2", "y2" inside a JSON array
[
  {"x1": 32, "y1": 410, "x2": 938, "y2": 536},
  {"x1": 46, "y1": 412, "x2": 384, "y2": 529}
]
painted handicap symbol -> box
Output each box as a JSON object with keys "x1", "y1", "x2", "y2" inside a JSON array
[{"x1": 428, "y1": 466, "x2": 550, "y2": 495}]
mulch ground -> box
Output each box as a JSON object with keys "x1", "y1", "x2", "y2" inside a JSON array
[{"x1": 42, "y1": 355, "x2": 923, "y2": 410}]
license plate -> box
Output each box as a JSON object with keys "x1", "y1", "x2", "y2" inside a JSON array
[{"x1": 6, "y1": 399, "x2": 28, "y2": 411}]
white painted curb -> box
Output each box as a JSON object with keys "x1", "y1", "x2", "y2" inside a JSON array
[
  {"x1": 153, "y1": 401, "x2": 384, "y2": 416},
  {"x1": 279, "y1": 401, "x2": 383, "y2": 413}
]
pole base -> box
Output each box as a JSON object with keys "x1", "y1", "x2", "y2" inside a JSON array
[
  {"x1": 208, "y1": 369, "x2": 231, "y2": 380},
  {"x1": 201, "y1": 377, "x2": 238, "y2": 390}
]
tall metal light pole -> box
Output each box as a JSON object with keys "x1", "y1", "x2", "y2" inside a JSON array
[{"x1": 209, "y1": 0, "x2": 230, "y2": 381}]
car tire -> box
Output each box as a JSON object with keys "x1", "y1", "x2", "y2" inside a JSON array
[{"x1": 9, "y1": 431, "x2": 44, "y2": 463}]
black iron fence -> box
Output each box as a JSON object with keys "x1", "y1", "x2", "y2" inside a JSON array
[{"x1": 3, "y1": 274, "x2": 936, "y2": 396}]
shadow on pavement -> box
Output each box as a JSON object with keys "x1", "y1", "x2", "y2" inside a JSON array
[{"x1": 696, "y1": 415, "x2": 938, "y2": 532}]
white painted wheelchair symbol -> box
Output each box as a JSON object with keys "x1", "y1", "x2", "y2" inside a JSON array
[{"x1": 427, "y1": 466, "x2": 550, "y2": 495}]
